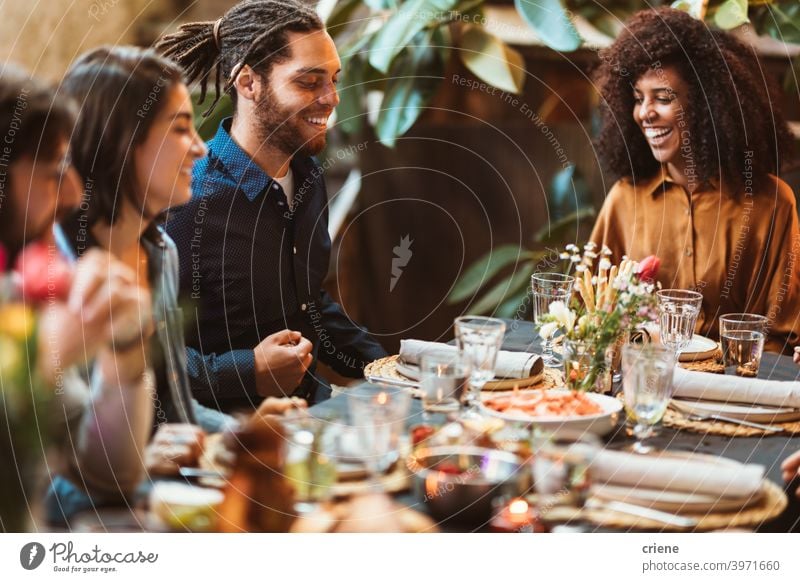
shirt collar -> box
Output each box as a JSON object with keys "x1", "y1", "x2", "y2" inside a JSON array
[
  {"x1": 637, "y1": 165, "x2": 722, "y2": 198},
  {"x1": 206, "y1": 117, "x2": 275, "y2": 202}
]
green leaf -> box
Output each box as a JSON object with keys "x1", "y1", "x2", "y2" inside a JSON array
[
  {"x1": 375, "y1": 32, "x2": 442, "y2": 147},
  {"x1": 324, "y1": 0, "x2": 364, "y2": 37},
  {"x1": 458, "y1": 25, "x2": 526, "y2": 94},
  {"x1": 336, "y1": 56, "x2": 367, "y2": 135},
  {"x1": 765, "y1": 3, "x2": 800, "y2": 44},
  {"x1": 514, "y1": 0, "x2": 582, "y2": 52},
  {"x1": 368, "y1": 0, "x2": 460, "y2": 74},
  {"x1": 714, "y1": 0, "x2": 750, "y2": 29},
  {"x1": 534, "y1": 206, "x2": 596, "y2": 243},
  {"x1": 670, "y1": 0, "x2": 707, "y2": 19},
  {"x1": 470, "y1": 262, "x2": 536, "y2": 315},
  {"x1": 448, "y1": 244, "x2": 532, "y2": 304},
  {"x1": 495, "y1": 284, "x2": 532, "y2": 318}
]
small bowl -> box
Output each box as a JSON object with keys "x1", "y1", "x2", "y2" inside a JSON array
[{"x1": 406, "y1": 446, "x2": 527, "y2": 526}]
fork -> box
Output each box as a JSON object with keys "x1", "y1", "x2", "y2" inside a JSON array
[{"x1": 686, "y1": 413, "x2": 784, "y2": 433}]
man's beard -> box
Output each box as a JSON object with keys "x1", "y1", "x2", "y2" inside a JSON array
[{"x1": 252, "y1": 85, "x2": 327, "y2": 159}]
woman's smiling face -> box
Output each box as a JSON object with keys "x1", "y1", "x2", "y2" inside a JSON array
[{"x1": 633, "y1": 65, "x2": 691, "y2": 170}]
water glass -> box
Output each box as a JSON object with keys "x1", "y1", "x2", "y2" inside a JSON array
[
  {"x1": 621, "y1": 344, "x2": 676, "y2": 454},
  {"x1": 346, "y1": 386, "x2": 411, "y2": 483},
  {"x1": 282, "y1": 414, "x2": 339, "y2": 505},
  {"x1": 657, "y1": 289, "x2": 702, "y2": 354},
  {"x1": 454, "y1": 316, "x2": 506, "y2": 410},
  {"x1": 531, "y1": 273, "x2": 575, "y2": 367},
  {"x1": 419, "y1": 352, "x2": 471, "y2": 415},
  {"x1": 532, "y1": 430, "x2": 600, "y2": 516},
  {"x1": 719, "y1": 314, "x2": 766, "y2": 377}
]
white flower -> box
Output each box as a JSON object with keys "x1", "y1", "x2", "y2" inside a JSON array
[
  {"x1": 559, "y1": 252, "x2": 570, "y2": 260},
  {"x1": 539, "y1": 322, "x2": 559, "y2": 340},
  {"x1": 565, "y1": 244, "x2": 579, "y2": 252},
  {"x1": 575, "y1": 264, "x2": 587, "y2": 272},
  {"x1": 602, "y1": 245, "x2": 613, "y2": 256},
  {"x1": 549, "y1": 300, "x2": 577, "y2": 331},
  {"x1": 599, "y1": 257, "x2": 612, "y2": 271},
  {"x1": 584, "y1": 251, "x2": 598, "y2": 259},
  {"x1": 570, "y1": 255, "x2": 581, "y2": 263},
  {"x1": 584, "y1": 242, "x2": 597, "y2": 251}
]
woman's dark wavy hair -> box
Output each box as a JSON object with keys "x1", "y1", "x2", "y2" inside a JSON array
[
  {"x1": 155, "y1": 0, "x2": 322, "y2": 116},
  {"x1": 61, "y1": 46, "x2": 184, "y2": 226},
  {"x1": 595, "y1": 7, "x2": 795, "y2": 194}
]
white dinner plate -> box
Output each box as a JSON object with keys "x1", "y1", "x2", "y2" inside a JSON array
[
  {"x1": 478, "y1": 390, "x2": 622, "y2": 436},
  {"x1": 677, "y1": 335, "x2": 718, "y2": 362},
  {"x1": 670, "y1": 398, "x2": 800, "y2": 423}
]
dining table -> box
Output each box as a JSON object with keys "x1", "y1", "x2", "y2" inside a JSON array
[{"x1": 309, "y1": 319, "x2": 800, "y2": 532}]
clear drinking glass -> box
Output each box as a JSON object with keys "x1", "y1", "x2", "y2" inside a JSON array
[
  {"x1": 419, "y1": 352, "x2": 471, "y2": 418},
  {"x1": 719, "y1": 314, "x2": 767, "y2": 377},
  {"x1": 657, "y1": 289, "x2": 703, "y2": 354},
  {"x1": 532, "y1": 429, "x2": 600, "y2": 517},
  {"x1": 531, "y1": 273, "x2": 575, "y2": 367},
  {"x1": 621, "y1": 344, "x2": 676, "y2": 454},
  {"x1": 346, "y1": 385, "x2": 411, "y2": 488},
  {"x1": 454, "y1": 316, "x2": 506, "y2": 413}
]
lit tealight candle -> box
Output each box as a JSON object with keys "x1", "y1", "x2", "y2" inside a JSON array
[{"x1": 490, "y1": 497, "x2": 542, "y2": 533}]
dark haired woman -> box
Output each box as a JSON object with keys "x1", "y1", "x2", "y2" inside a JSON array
[
  {"x1": 56, "y1": 45, "x2": 233, "y2": 433},
  {"x1": 590, "y1": 7, "x2": 800, "y2": 353},
  {"x1": 56, "y1": 46, "x2": 309, "y2": 483}
]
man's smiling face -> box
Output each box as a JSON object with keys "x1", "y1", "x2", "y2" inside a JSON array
[{"x1": 252, "y1": 29, "x2": 341, "y2": 158}]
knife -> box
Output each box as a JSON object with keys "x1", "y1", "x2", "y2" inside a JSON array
[{"x1": 587, "y1": 499, "x2": 699, "y2": 528}]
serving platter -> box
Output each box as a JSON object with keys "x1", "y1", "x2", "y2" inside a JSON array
[{"x1": 478, "y1": 389, "x2": 623, "y2": 436}]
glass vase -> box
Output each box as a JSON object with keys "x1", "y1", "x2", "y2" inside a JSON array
[{"x1": 562, "y1": 338, "x2": 613, "y2": 394}]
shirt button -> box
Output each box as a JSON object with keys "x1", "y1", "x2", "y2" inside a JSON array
[
  {"x1": 684, "y1": 208, "x2": 690, "y2": 216},
  {"x1": 301, "y1": 303, "x2": 307, "y2": 312},
  {"x1": 273, "y1": 183, "x2": 280, "y2": 190},
  {"x1": 278, "y1": 201, "x2": 284, "y2": 206},
  {"x1": 685, "y1": 249, "x2": 693, "y2": 257},
  {"x1": 293, "y1": 246, "x2": 297, "y2": 255}
]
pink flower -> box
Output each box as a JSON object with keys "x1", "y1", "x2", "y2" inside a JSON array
[
  {"x1": 14, "y1": 241, "x2": 72, "y2": 303},
  {"x1": 637, "y1": 255, "x2": 661, "y2": 283}
]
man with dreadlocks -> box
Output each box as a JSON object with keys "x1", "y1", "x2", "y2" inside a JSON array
[{"x1": 157, "y1": 0, "x2": 386, "y2": 411}]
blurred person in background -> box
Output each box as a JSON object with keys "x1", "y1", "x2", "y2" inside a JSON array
[
  {"x1": 0, "y1": 65, "x2": 154, "y2": 530},
  {"x1": 590, "y1": 7, "x2": 800, "y2": 353}
]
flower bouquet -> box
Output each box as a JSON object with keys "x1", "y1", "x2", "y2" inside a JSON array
[
  {"x1": 1, "y1": 241, "x2": 71, "y2": 531},
  {"x1": 538, "y1": 243, "x2": 660, "y2": 392}
]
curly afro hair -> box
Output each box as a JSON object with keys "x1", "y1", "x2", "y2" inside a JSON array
[{"x1": 595, "y1": 7, "x2": 795, "y2": 194}]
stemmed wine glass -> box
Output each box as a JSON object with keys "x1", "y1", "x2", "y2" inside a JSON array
[
  {"x1": 454, "y1": 316, "x2": 506, "y2": 415},
  {"x1": 531, "y1": 273, "x2": 575, "y2": 367},
  {"x1": 621, "y1": 343, "x2": 676, "y2": 454},
  {"x1": 657, "y1": 289, "x2": 702, "y2": 356}
]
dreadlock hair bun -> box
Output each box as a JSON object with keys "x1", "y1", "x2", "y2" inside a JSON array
[{"x1": 155, "y1": 0, "x2": 323, "y2": 116}]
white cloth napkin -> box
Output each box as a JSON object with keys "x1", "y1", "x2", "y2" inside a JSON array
[
  {"x1": 399, "y1": 339, "x2": 543, "y2": 379},
  {"x1": 585, "y1": 447, "x2": 764, "y2": 498},
  {"x1": 673, "y1": 367, "x2": 800, "y2": 408}
]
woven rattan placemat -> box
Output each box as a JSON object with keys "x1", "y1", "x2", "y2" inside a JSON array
[
  {"x1": 364, "y1": 355, "x2": 564, "y2": 391},
  {"x1": 542, "y1": 479, "x2": 786, "y2": 531}
]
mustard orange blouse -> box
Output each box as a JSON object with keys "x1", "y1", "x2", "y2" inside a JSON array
[{"x1": 590, "y1": 167, "x2": 800, "y2": 353}]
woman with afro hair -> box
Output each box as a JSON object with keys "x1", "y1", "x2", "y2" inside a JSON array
[{"x1": 590, "y1": 7, "x2": 800, "y2": 353}]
